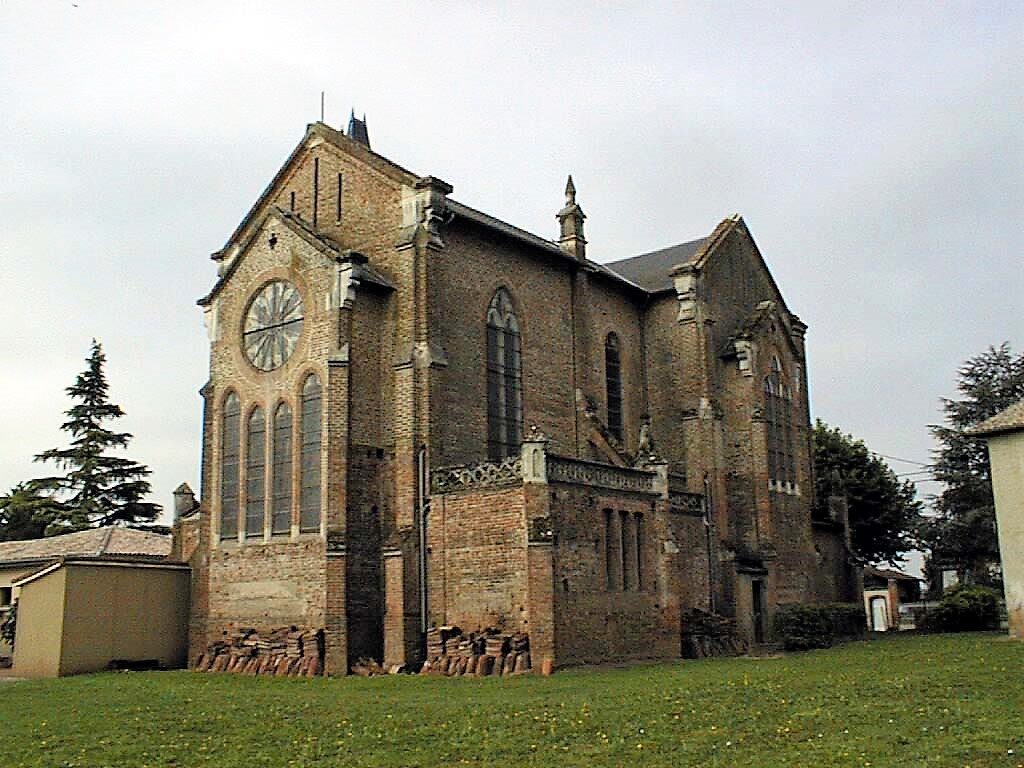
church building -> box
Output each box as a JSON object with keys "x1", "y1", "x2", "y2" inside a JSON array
[{"x1": 180, "y1": 115, "x2": 858, "y2": 675}]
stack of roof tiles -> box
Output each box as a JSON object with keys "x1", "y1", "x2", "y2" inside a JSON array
[
  {"x1": 421, "y1": 628, "x2": 531, "y2": 678},
  {"x1": 193, "y1": 627, "x2": 323, "y2": 677}
]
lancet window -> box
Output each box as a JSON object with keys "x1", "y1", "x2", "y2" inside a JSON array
[
  {"x1": 605, "y1": 333, "x2": 623, "y2": 441},
  {"x1": 272, "y1": 403, "x2": 293, "y2": 535},
  {"x1": 764, "y1": 355, "x2": 796, "y2": 486},
  {"x1": 486, "y1": 288, "x2": 523, "y2": 461},
  {"x1": 245, "y1": 407, "x2": 266, "y2": 538},
  {"x1": 299, "y1": 374, "x2": 323, "y2": 532},
  {"x1": 219, "y1": 392, "x2": 240, "y2": 540}
]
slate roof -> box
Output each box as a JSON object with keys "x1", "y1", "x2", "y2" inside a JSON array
[
  {"x1": 603, "y1": 238, "x2": 708, "y2": 293},
  {"x1": 966, "y1": 399, "x2": 1024, "y2": 437},
  {"x1": 0, "y1": 526, "x2": 171, "y2": 565},
  {"x1": 447, "y1": 200, "x2": 648, "y2": 294}
]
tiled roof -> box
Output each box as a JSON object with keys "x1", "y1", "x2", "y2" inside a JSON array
[
  {"x1": 966, "y1": 399, "x2": 1024, "y2": 437},
  {"x1": 864, "y1": 565, "x2": 919, "y2": 582},
  {"x1": 0, "y1": 526, "x2": 171, "y2": 564},
  {"x1": 603, "y1": 238, "x2": 708, "y2": 293}
]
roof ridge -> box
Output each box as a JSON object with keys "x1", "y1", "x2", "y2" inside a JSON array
[{"x1": 95, "y1": 525, "x2": 115, "y2": 556}]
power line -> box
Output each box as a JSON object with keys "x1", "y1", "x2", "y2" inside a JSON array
[{"x1": 875, "y1": 452, "x2": 932, "y2": 468}]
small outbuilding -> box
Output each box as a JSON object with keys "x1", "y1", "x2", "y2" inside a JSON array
[
  {"x1": 863, "y1": 566, "x2": 921, "y2": 631},
  {"x1": 0, "y1": 526, "x2": 189, "y2": 677},
  {"x1": 967, "y1": 400, "x2": 1024, "y2": 639}
]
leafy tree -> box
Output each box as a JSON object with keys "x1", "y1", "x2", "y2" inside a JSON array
[
  {"x1": 920, "y1": 343, "x2": 1024, "y2": 586},
  {"x1": 32, "y1": 340, "x2": 161, "y2": 533},
  {"x1": 0, "y1": 482, "x2": 61, "y2": 541},
  {"x1": 812, "y1": 420, "x2": 921, "y2": 565}
]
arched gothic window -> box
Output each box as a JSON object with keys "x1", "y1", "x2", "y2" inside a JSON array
[
  {"x1": 486, "y1": 288, "x2": 523, "y2": 461},
  {"x1": 245, "y1": 407, "x2": 266, "y2": 537},
  {"x1": 272, "y1": 402, "x2": 292, "y2": 536},
  {"x1": 299, "y1": 374, "x2": 322, "y2": 532},
  {"x1": 605, "y1": 333, "x2": 623, "y2": 442},
  {"x1": 220, "y1": 392, "x2": 240, "y2": 540},
  {"x1": 764, "y1": 356, "x2": 795, "y2": 485}
]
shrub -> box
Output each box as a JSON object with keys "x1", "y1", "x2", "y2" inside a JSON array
[
  {"x1": 825, "y1": 602, "x2": 867, "y2": 639},
  {"x1": 773, "y1": 603, "x2": 866, "y2": 651},
  {"x1": 918, "y1": 585, "x2": 1000, "y2": 633},
  {"x1": 0, "y1": 600, "x2": 16, "y2": 650}
]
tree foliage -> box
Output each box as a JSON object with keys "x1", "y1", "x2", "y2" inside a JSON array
[
  {"x1": 920, "y1": 343, "x2": 1024, "y2": 585},
  {"x1": 32, "y1": 340, "x2": 161, "y2": 533},
  {"x1": 812, "y1": 420, "x2": 921, "y2": 565},
  {"x1": 0, "y1": 482, "x2": 61, "y2": 542}
]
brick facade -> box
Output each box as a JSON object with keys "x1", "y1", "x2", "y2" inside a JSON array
[{"x1": 183, "y1": 119, "x2": 856, "y2": 673}]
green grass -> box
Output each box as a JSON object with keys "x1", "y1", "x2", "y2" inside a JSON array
[{"x1": 2, "y1": 633, "x2": 1022, "y2": 767}]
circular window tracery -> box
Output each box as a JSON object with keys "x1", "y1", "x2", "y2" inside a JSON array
[{"x1": 243, "y1": 280, "x2": 304, "y2": 371}]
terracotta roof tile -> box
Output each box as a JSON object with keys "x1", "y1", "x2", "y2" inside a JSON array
[
  {"x1": 0, "y1": 526, "x2": 171, "y2": 563},
  {"x1": 966, "y1": 399, "x2": 1024, "y2": 437}
]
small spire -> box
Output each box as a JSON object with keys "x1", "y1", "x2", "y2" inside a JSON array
[
  {"x1": 347, "y1": 108, "x2": 371, "y2": 149},
  {"x1": 556, "y1": 173, "x2": 586, "y2": 260},
  {"x1": 565, "y1": 174, "x2": 576, "y2": 204}
]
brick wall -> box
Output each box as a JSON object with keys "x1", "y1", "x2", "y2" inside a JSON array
[
  {"x1": 426, "y1": 486, "x2": 529, "y2": 632},
  {"x1": 204, "y1": 538, "x2": 327, "y2": 640}
]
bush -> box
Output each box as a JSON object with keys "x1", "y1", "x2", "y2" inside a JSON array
[
  {"x1": 773, "y1": 602, "x2": 866, "y2": 651},
  {"x1": 918, "y1": 585, "x2": 1000, "y2": 633},
  {"x1": 0, "y1": 600, "x2": 16, "y2": 649},
  {"x1": 825, "y1": 603, "x2": 867, "y2": 639}
]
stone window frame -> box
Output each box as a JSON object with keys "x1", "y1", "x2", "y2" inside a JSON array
[
  {"x1": 271, "y1": 400, "x2": 293, "y2": 536},
  {"x1": 485, "y1": 287, "x2": 523, "y2": 461},
  {"x1": 605, "y1": 332, "x2": 624, "y2": 442},
  {"x1": 219, "y1": 391, "x2": 241, "y2": 541},
  {"x1": 602, "y1": 507, "x2": 644, "y2": 592},
  {"x1": 299, "y1": 372, "x2": 323, "y2": 533},
  {"x1": 244, "y1": 404, "x2": 267, "y2": 540},
  {"x1": 764, "y1": 354, "x2": 796, "y2": 489}
]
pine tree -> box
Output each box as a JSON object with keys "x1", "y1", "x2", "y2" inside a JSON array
[
  {"x1": 32, "y1": 340, "x2": 161, "y2": 533},
  {"x1": 920, "y1": 343, "x2": 1024, "y2": 586}
]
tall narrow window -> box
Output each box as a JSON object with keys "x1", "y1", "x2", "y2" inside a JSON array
[
  {"x1": 220, "y1": 392, "x2": 240, "y2": 541},
  {"x1": 312, "y1": 157, "x2": 320, "y2": 226},
  {"x1": 634, "y1": 512, "x2": 644, "y2": 591},
  {"x1": 300, "y1": 374, "x2": 322, "y2": 532},
  {"x1": 486, "y1": 289, "x2": 523, "y2": 460},
  {"x1": 272, "y1": 402, "x2": 293, "y2": 536},
  {"x1": 245, "y1": 407, "x2": 266, "y2": 538},
  {"x1": 619, "y1": 510, "x2": 631, "y2": 591},
  {"x1": 764, "y1": 356, "x2": 794, "y2": 486},
  {"x1": 603, "y1": 509, "x2": 614, "y2": 590},
  {"x1": 336, "y1": 173, "x2": 343, "y2": 222},
  {"x1": 605, "y1": 333, "x2": 623, "y2": 441}
]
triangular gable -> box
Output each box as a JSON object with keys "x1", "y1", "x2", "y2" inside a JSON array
[
  {"x1": 199, "y1": 207, "x2": 341, "y2": 307},
  {"x1": 685, "y1": 214, "x2": 794, "y2": 318},
  {"x1": 211, "y1": 122, "x2": 419, "y2": 264}
]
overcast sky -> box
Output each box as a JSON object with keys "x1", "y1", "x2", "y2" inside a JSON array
[{"x1": 2, "y1": 2, "x2": 1021, "y2": 568}]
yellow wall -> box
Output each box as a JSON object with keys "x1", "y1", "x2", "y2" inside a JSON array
[
  {"x1": 11, "y1": 567, "x2": 66, "y2": 678},
  {"x1": 12, "y1": 562, "x2": 190, "y2": 678},
  {"x1": 988, "y1": 432, "x2": 1024, "y2": 638},
  {"x1": 59, "y1": 563, "x2": 190, "y2": 676}
]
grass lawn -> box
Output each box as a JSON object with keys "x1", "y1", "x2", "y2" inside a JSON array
[{"x1": 1, "y1": 633, "x2": 1021, "y2": 768}]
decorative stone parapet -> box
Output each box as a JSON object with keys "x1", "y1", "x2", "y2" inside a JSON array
[
  {"x1": 669, "y1": 490, "x2": 706, "y2": 516},
  {"x1": 546, "y1": 455, "x2": 657, "y2": 494},
  {"x1": 430, "y1": 456, "x2": 523, "y2": 494}
]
